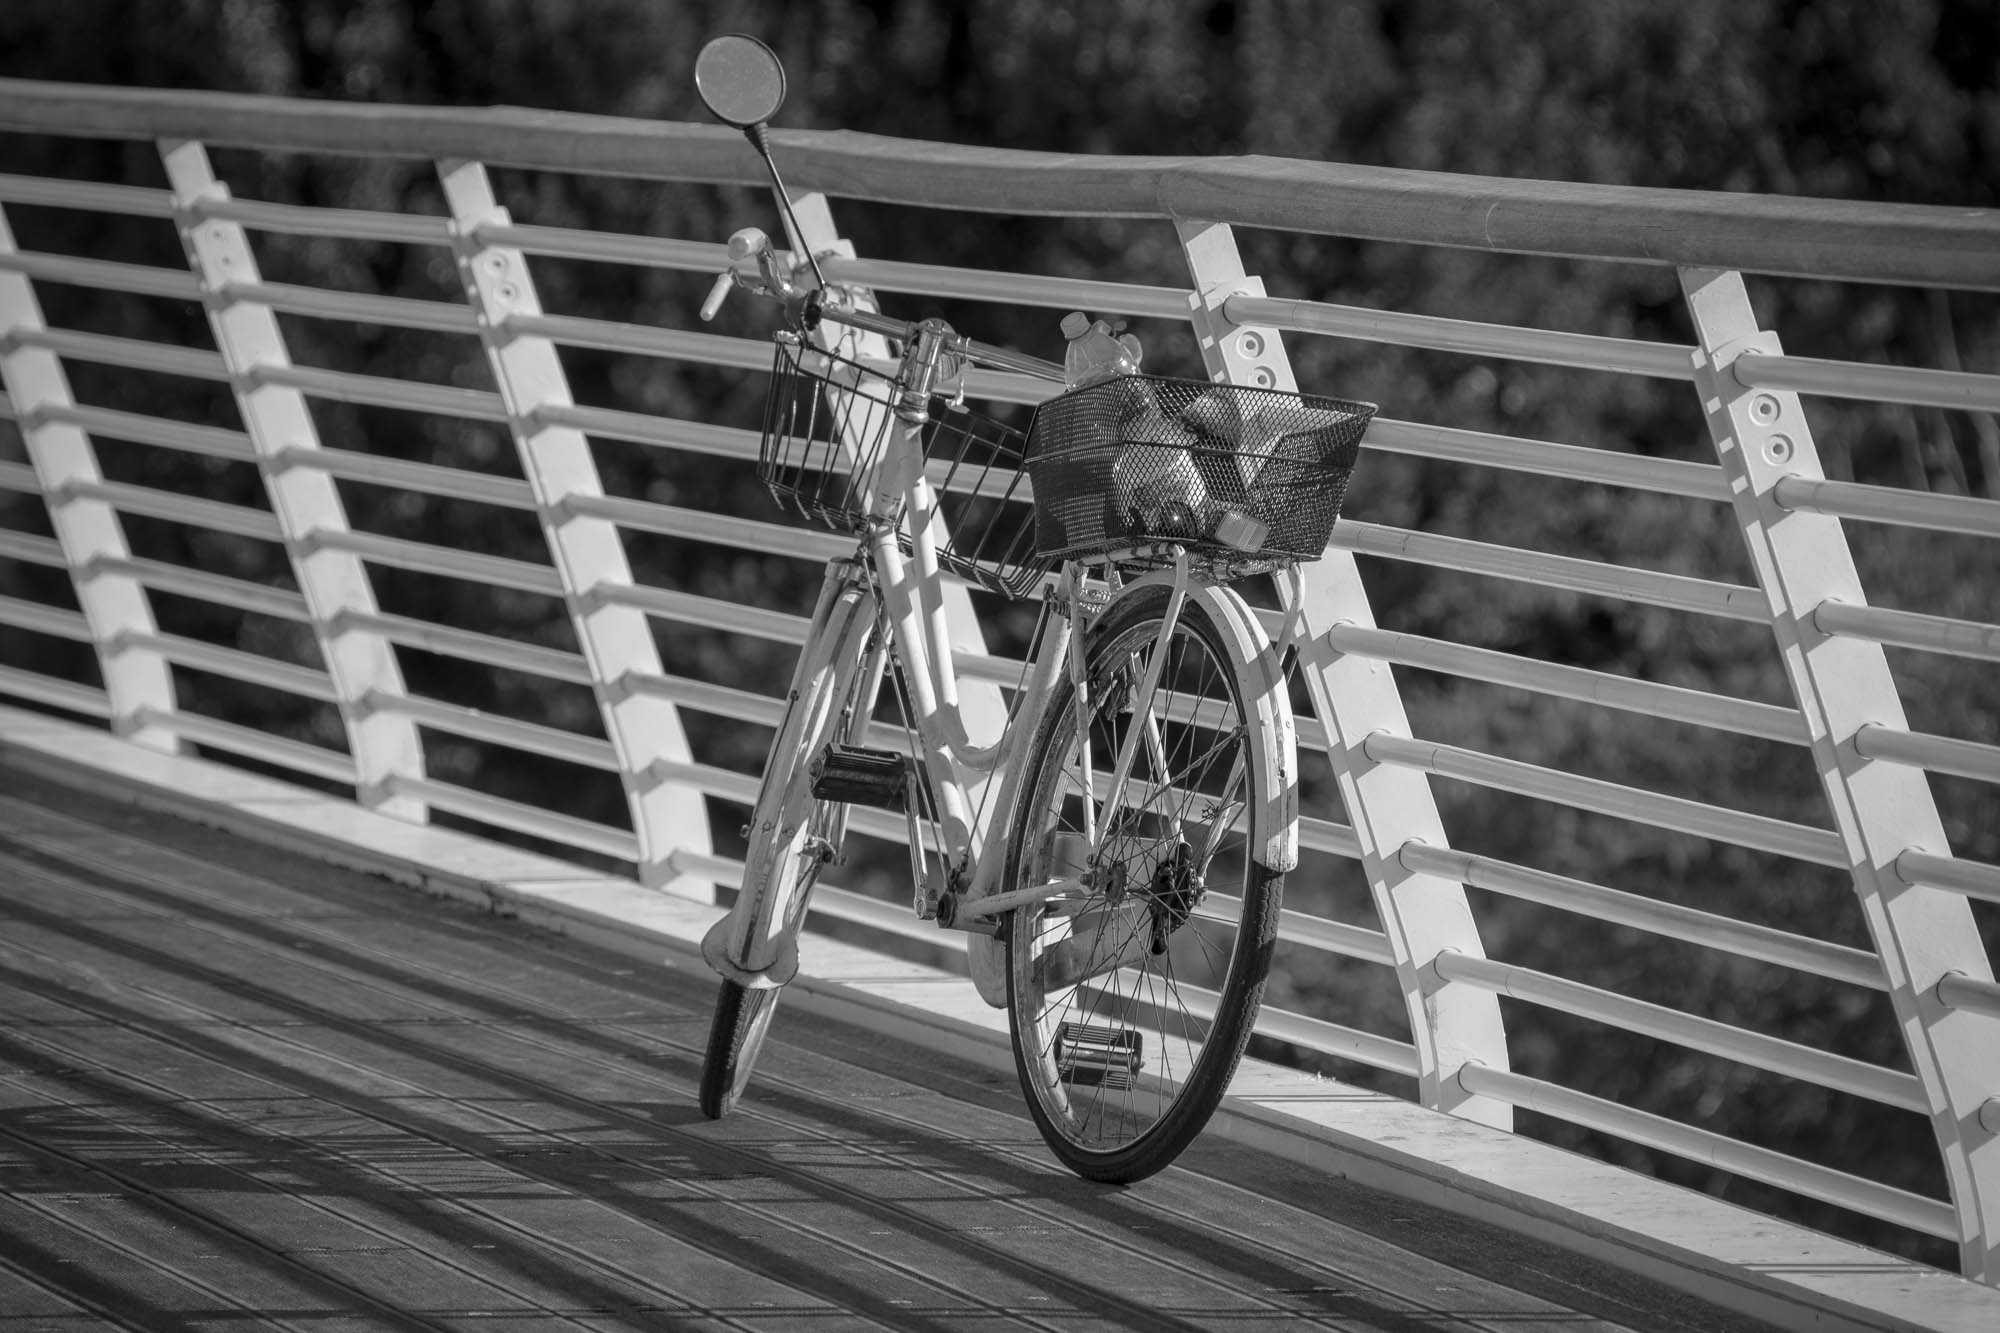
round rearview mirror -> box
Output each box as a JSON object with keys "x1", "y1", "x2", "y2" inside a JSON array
[{"x1": 695, "y1": 34, "x2": 787, "y2": 130}]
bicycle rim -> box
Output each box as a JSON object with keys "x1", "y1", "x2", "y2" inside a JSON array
[{"x1": 1004, "y1": 581, "x2": 1287, "y2": 1182}]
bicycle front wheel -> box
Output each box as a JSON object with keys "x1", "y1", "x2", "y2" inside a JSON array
[{"x1": 1003, "y1": 579, "x2": 1295, "y2": 1183}]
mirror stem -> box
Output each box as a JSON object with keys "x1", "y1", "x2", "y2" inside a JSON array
[{"x1": 744, "y1": 124, "x2": 828, "y2": 293}]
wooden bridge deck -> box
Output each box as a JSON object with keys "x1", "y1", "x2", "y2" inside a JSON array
[{"x1": 0, "y1": 762, "x2": 1775, "y2": 1331}]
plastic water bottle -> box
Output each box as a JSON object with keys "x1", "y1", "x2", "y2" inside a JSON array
[{"x1": 1060, "y1": 311, "x2": 1142, "y2": 388}]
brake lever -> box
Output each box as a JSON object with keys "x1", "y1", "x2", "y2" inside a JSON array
[{"x1": 698, "y1": 269, "x2": 736, "y2": 322}]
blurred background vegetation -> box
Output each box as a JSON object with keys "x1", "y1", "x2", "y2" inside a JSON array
[{"x1": 1, "y1": 0, "x2": 1995, "y2": 1270}]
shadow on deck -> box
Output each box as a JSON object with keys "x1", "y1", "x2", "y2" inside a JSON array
[{"x1": 0, "y1": 761, "x2": 1778, "y2": 1330}]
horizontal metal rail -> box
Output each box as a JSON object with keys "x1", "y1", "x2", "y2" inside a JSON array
[
  {"x1": 0, "y1": 529, "x2": 65, "y2": 566},
  {"x1": 1455, "y1": 1063, "x2": 1956, "y2": 1238},
  {"x1": 309, "y1": 529, "x2": 563, "y2": 596},
  {"x1": 1735, "y1": 350, "x2": 2000, "y2": 413},
  {"x1": 822, "y1": 253, "x2": 1193, "y2": 321},
  {"x1": 338, "y1": 609, "x2": 591, "y2": 685},
  {"x1": 1229, "y1": 293, "x2": 1695, "y2": 380},
  {"x1": 1433, "y1": 950, "x2": 1928, "y2": 1112},
  {"x1": 123, "y1": 629, "x2": 335, "y2": 702},
  {"x1": 504, "y1": 311, "x2": 771, "y2": 370},
  {"x1": 1323, "y1": 622, "x2": 1809, "y2": 745},
  {"x1": 383, "y1": 772, "x2": 637, "y2": 862},
  {"x1": 278, "y1": 445, "x2": 536, "y2": 509},
  {"x1": 1400, "y1": 842, "x2": 1884, "y2": 990},
  {"x1": 1252, "y1": 1006, "x2": 1423, "y2": 1079},
  {"x1": 90, "y1": 554, "x2": 308, "y2": 622},
  {"x1": 564, "y1": 491, "x2": 864, "y2": 562},
  {"x1": 1854, "y1": 723, "x2": 2000, "y2": 785},
  {"x1": 1937, "y1": 972, "x2": 2000, "y2": 1022},
  {"x1": 595, "y1": 582, "x2": 808, "y2": 645},
  {"x1": 0, "y1": 457, "x2": 38, "y2": 492},
  {"x1": 1270, "y1": 904, "x2": 1396, "y2": 968},
  {"x1": 31, "y1": 401, "x2": 254, "y2": 461},
  {"x1": 621, "y1": 672, "x2": 786, "y2": 730},
  {"x1": 471, "y1": 221, "x2": 721, "y2": 272},
  {"x1": 5, "y1": 324, "x2": 227, "y2": 380},
  {"x1": 1362, "y1": 418, "x2": 1729, "y2": 500},
  {"x1": 1812, "y1": 599, "x2": 2000, "y2": 665},
  {"x1": 0, "y1": 593, "x2": 89, "y2": 641},
  {"x1": 131, "y1": 703, "x2": 356, "y2": 785},
  {"x1": 1364, "y1": 732, "x2": 1848, "y2": 867},
  {"x1": 0, "y1": 248, "x2": 202, "y2": 302},
  {"x1": 642, "y1": 755, "x2": 762, "y2": 807},
  {"x1": 60, "y1": 477, "x2": 281, "y2": 542},
  {"x1": 365, "y1": 690, "x2": 617, "y2": 771},
  {"x1": 0, "y1": 664, "x2": 110, "y2": 718},
  {"x1": 1331, "y1": 520, "x2": 1773, "y2": 623},
  {"x1": 3, "y1": 78, "x2": 1992, "y2": 288},
  {"x1": 250, "y1": 362, "x2": 510, "y2": 422},
  {"x1": 1775, "y1": 475, "x2": 2000, "y2": 541},
  {"x1": 531, "y1": 402, "x2": 763, "y2": 459},
  {"x1": 0, "y1": 171, "x2": 176, "y2": 217},
  {"x1": 225, "y1": 279, "x2": 479, "y2": 335},
  {"x1": 1898, "y1": 851, "x2": 2000, "y2": 906},
  {"x1": 187, "y1": 195, "x2": 453, "y2": 246}
]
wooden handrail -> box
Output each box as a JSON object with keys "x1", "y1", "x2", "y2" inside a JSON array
[{"x1": 1, "y1": 77, "x2": 1995, "y2": 289}]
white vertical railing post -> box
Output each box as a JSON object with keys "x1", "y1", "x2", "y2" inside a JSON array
[
  {"x1": 438, "y1": 158, "x2": 714, "y2": 899},
  {"x1": 1177, "y1": 219, "x2": 1513, "y2": 1126},
  {"x1": 1682, "y1": 265, "x2": 2000, "y2": 1280},
  {"x1": 0, "y1": 204, "x2": 178, "y2": 750},
  {"x1": 160, "y1": 139, "x2": 427, "y2": 819}
]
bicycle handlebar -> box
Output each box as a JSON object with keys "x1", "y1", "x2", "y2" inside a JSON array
[
  {"x1": 705, "y1": 226, "x2": 1067, "y2": 385},
  {"x1": 818, "y1": 303, "x2": 1066, "y2": 384}
]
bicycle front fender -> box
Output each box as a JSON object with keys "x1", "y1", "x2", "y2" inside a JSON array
[{"x1": 703, "y1": 572, "x2": 878, "y2": 988}]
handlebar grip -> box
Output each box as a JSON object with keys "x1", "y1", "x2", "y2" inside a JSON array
[
  {"x1": 727, "y1": 227, "x2": 769, "y2": 262},
  {"x1": 698, "y1": 270, "x2": 735, "y2": 323}
]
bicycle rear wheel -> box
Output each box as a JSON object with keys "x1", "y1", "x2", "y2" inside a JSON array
[
  {"x1": 1003, "y1": 579, "x2": 1295, "y2": 1182},
  {"x1": 699, "y1": 588, "x2": 876, "y2": 1119}
]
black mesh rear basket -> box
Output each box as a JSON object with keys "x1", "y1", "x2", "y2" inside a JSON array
[{"x1": 1024, "y1": 376, "x2": 1375, "y2": 566}]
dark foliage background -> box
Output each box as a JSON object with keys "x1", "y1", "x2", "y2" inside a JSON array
[{"x1": 2, "y1": 0, "x2": 1995, "y2": 1271}]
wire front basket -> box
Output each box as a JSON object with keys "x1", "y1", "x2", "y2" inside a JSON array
[
  {"x1": 1024, "y1": 375, "x2": 1375, "y2": 569},
  {"x1": 758, "y1": 334, "x2": 1048, "y2": 600}
]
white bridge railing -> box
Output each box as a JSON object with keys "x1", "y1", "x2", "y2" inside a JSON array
[{"x1": 2, "y1": 79, "x2": 1997, "y2": 1285}]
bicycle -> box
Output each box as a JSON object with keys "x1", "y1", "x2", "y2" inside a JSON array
[{"x1": 691, "y1": 34, "x2": 1375, "y2": 1183}]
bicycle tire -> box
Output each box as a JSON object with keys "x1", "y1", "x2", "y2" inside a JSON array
[
  {"x1": 1003, "y1": 579, "x2": 1294, "y2": 1182},
  {"x1": 699, "y1": 589, "x2": 876, "y2": 1119}
]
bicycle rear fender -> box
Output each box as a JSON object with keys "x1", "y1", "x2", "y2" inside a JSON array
[{"x1": 1114, "y1": 569, "x2": 1299, "y2": 874}]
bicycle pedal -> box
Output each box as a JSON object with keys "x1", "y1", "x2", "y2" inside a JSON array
[
  {"x1": 1055, "y1": 1021, "x2": 1144, "y2": 1089},
  {"x1": 810, "y1": 744, "x2": 913, "y2": 811}
]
